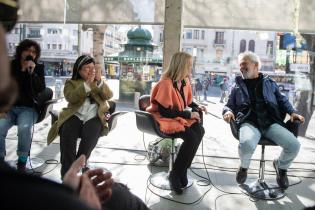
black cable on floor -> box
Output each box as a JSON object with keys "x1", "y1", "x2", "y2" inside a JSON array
[{"x1": 144, "y1": 135, "x2": 214, "y2": 206}]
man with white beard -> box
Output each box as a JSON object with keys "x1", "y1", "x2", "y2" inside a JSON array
[{"x1": 222, "y1": 51, "x2": 304, "y2": 190}]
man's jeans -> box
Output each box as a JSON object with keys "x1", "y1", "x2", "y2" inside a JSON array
[
  {"x1": 0, "y1": 106, "x2": 38, "y2": 158},
  {"x1": 239, "y1": 123, "x2": 301, "y2": 170}
]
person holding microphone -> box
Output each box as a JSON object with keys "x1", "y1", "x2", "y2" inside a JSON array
[{"x1": 0, "y1": 39, "x2": 52, "y2": 171}]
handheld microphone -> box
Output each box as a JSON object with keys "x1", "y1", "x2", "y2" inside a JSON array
[
  {"x1": 25, "y1": 55, "x2": 34, "y2": 74},
  {"x1": 25, "y1": 55, "x2": 34, "y2": 62}
]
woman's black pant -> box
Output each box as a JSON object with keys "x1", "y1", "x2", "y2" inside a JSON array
[
  {"x1": 170, "y1": 122, "x2": 205, "y2": 177},
  {"x1": 60, "y1": 115, "x2": 103, "y2": 177}
]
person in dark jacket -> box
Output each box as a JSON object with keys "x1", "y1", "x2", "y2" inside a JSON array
[
  {"x1": 0, "y1": 154, "x2": 150, "y2": 210},
  {"x1": 195, "y1": 78, "x2": 203, "y2": 101},
  {"x1": 0, "y1": 39, "x2": 53, "y2": 170},
  {"x1": 222, "y1": 51, "x2": 304, "y2": 190}
]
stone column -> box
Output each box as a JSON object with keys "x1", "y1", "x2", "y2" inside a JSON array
[
  {"x1": 82, "y1": 24, "x2": 107, "y2": 74},
  {"x1": 163, "y1": 0, "x2": 183, "y2": 70}
]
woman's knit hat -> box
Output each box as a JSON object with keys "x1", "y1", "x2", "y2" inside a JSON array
[
  {"x1": 72, "y1": 55, "x2": 95, "y2": 80},
  {"x1": 75, "y1": 55, "x2": 95, "y2": 71}
]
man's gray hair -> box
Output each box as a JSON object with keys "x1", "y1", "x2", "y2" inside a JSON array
[{"x1": 238, "y1": 51, "x2": 261, "y2": 70}]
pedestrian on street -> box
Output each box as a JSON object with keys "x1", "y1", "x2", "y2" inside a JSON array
[
  {"x1": 203, "y1": 78, "x2": 210, "y2": 101},
  {"x1": 195, "y1": 78, "x2": 203, "y2": 101},
  {"x1": 219, "y1": 78, "x2": 228, "y2": 103}
]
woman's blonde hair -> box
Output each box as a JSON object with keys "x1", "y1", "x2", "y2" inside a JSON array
[{"x1": 163, "y1": 52, "x2": 192, "y2": 82}]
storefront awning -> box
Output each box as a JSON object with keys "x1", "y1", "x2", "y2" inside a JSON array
[{"x1": 104, "y1": 56, "x2": 162, "y2": 64}]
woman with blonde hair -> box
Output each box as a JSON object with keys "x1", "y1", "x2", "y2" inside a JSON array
[{"x1": 146, "y1": 52, "x2": 207, "y2": 194}]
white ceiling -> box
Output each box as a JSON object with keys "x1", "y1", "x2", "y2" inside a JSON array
[{"x1": 18, "y1": 0, "x2": 315, "y2": 33}]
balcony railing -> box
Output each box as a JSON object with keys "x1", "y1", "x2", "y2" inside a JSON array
[
  {"x1": 213, "y1": 40, "x2": 226, "y2": 48},
  {"x1": 27, "y1": 34, "x2": 42, "y2": 39}
]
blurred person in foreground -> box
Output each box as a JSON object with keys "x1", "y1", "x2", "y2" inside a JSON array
[
  {"x1": 0, "y1": 0, "x2": 18, "y2": 114},
  {"x1": 1, "y1": 153, "x2": 150, "y2": 210},
  {"x1": 222, "y1": 51, "x2": 304, "y2": 190}
]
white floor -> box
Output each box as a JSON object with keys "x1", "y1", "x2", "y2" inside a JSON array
[{"x1": 4, "y1": 98, "x2": 315, "y2": 210}]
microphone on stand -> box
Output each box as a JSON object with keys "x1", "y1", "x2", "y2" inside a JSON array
[{"x1": 25, "y1": 55, "x2": 35, "y2": 74}]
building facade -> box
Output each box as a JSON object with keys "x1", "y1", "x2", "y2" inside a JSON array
[
  {"x1": 153, "y1": 26, "x2": 277, "y2": 78},
  {"x1": 6, "y1": 24, "x2": 126, "y2": 76},
  {"x1": 6, "y1": 23, "x2": 79, "y2": 76}
]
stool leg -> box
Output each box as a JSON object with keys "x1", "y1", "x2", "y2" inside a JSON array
[
  {"x1": 169, "y1": 138, "x2": 175, "y2": 172},
  {"x1": 149, "y1": 138, "x2": 193, "y2": 190},
  {"x1": 239, "y1": 144, "x2": 285, "y2": 200},
  {"x1": 259, "y1": 145, "x2": 265, "y2": 182},
  {"x1": 15, "y1": 123, "x2": 45, "y2": 173}
]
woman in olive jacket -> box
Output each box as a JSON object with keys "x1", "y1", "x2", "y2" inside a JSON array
[{"x1": 48, "y1": 55, "x2": 113, "y2": 177}]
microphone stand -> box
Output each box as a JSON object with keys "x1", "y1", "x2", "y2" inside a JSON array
[{"x1": 26, "y1": 64, "x2": 45, "y2": 173}]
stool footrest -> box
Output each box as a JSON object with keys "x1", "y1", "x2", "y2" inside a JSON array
[
  {"x1": 149, "y1": 171, "x2": 193, "y2": 190},
  {"x1": 239, "y1": 180, "x2": 285, "y2": 200}
]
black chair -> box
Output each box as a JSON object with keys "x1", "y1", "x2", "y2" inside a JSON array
[
  {"x1": 36, "y1": 99, "x2": 59, "y2": 123},
  {"x1": 135, "y1": 95, "x2": 193, "y2": 190},
  {"x1": 230, "y1": 119, "x2": 299, "y2": 200},
  {"x1": 49, "y1": 100, "x2": 127, "y2": 171},
  {"x1": 49, "y1": 101, "x2": 126, "y2": 133},
  {"x1": 107, "y1": 110, "x2": 128, "y2": 133}
]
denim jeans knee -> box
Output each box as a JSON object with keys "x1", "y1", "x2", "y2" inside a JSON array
[
  {"x1": 0, "y1": 110, "x2": 15, "y2": 157},
  {"x1": 15, "y1": 107, "x2": 38, "y2": 157},
  {"x1": 238, "y1": 123, "x2": 261, "y2": 168},
  {"x1": 264, "y1": 123, "x2": 301, "y2": 169}
]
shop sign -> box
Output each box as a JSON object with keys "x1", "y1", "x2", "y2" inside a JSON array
[{"x1": 290, "y1": 64, "x2": 310, "y2": 73}]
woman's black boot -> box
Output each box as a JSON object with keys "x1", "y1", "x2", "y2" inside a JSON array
[
  {"x1": 180, "y1": 169, "x2": 188, "y2": 188},
  {"x1": 169, "y1": 171, "x2": 183, "y2": 194}
]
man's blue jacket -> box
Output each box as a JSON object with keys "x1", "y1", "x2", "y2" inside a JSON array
[{"x1": 222, "y1": 73, "x2": 296, "y2": 126}]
